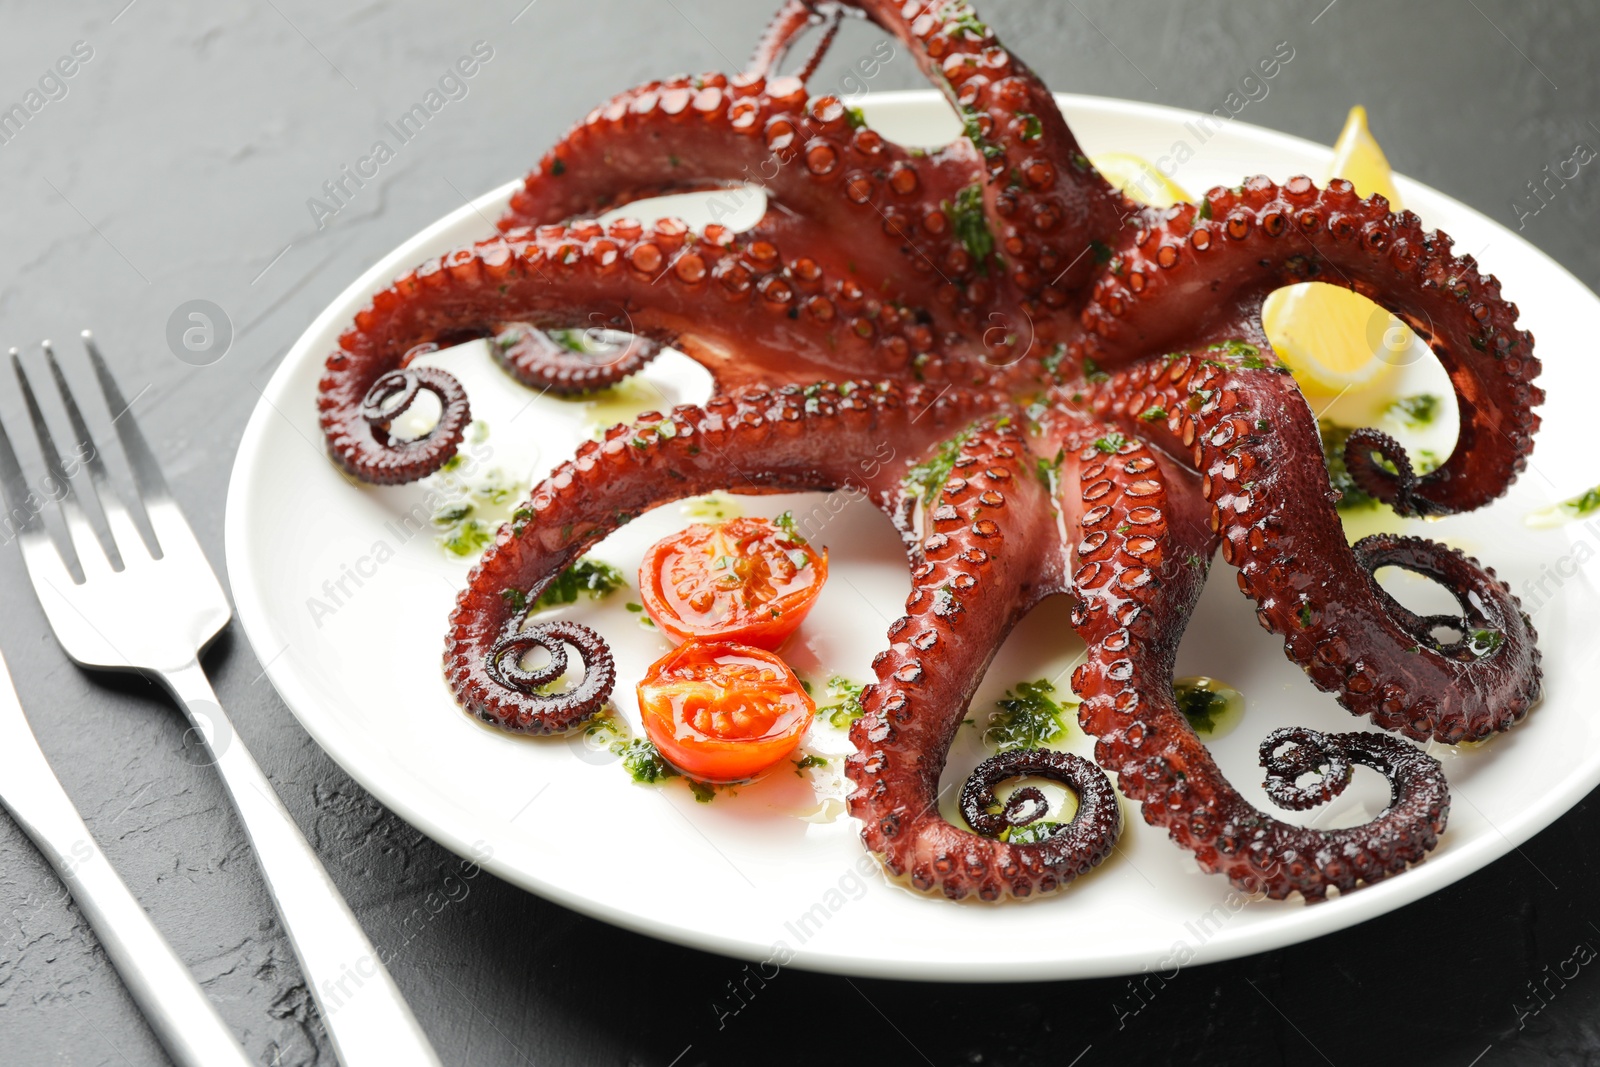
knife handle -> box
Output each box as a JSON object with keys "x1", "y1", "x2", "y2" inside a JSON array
[{"x1": 0, "y1": 699, "x2": 252, "y2": 1067}]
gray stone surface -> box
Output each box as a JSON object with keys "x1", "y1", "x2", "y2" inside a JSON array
[{"x1": 1, "y1": 1, "x2": 1597, "y2": 1064}]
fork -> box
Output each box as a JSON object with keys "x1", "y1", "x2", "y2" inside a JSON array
[{"x1": 1, "y1": 333, "x2": 442, "y2": 1067}]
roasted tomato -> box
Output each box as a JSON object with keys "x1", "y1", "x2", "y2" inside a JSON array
[
  {"x1": 638, "y1": 515, "x2": 827, "y2": 648},
  {"x1": 636, "y1": 641, "x2": 815, "y2": 782}
]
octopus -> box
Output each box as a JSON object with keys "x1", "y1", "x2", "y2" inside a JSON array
[{"x1": 316, "y1": 1, "x2": 1544, "y2": 903}]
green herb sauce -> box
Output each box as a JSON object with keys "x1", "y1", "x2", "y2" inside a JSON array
[
  {"x1": 512, "y1": 557, "x2": 626, "y2": 611},
  {"x1": 1527, "y1": 484, "x2": 1600, "y2": 528},
  {"x1": 793, "y1": 754, "x2": 829, "y2": 776},
  {"x1": 1388, "y1": 393, "x2": 1440, "y2": 427},
  {"x1": 773, "y1": 510, "x2": 807, "y2": 544},
  {"x1": 983, "y1": 679, "x2": 1071, "y2": 752},
  {"x1": 1468, "y1": 629, "x2": 1505, "y2": 656},
  {"x1": 1005, "y1": 821, "x2": 1061, "y2": 845},
  {"x1": 1035, "y1": 448, "x2": 1065, "y2": 494},
  {"x1": 682, "y1": 492, "x2": 743, "y2": 521},
  {"x1": 425, "y1": 421, "x2": 528, "y2": 557},
  {"x1": 1207, "y1": 339, "x2": 1274, "y2": 371},
  {"x1": 615, "y1": 738, "x2": 677, "y2": 784},
  {"x1": 818, "y1": 676, "x2": 867, "y2": 729},
  {"x1": 1172, "y1": 676, "x2": 1244, "y2": 737},
  {"x1": 612, "y1": 738, "x2": 717, "y2": 801}
]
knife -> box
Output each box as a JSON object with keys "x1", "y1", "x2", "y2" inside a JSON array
[{"x1": 0, "y1": 647, "x2": 251, "y2": 1067}]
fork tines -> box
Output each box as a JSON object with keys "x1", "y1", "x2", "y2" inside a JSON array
[{"x1": 1, "y1": 333, "x2": 164, "y2": 580}]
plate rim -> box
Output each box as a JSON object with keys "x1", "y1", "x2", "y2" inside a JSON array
[{"x1": 224, "y1": 89, "x2": 1600, "y2": 981}]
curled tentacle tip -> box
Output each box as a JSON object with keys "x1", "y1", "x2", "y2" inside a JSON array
[
  {"x1": 361, "y1": 368, "x2": 425, "y2": 425},
  {"x1": 332, "y1": 364, "x2": 472, "y2": 485},
  {"x1": 1259, "y1": 727, "x2": 1352, "y2": 811},
  {"x1": 483, "y1": 619, "x2": 617, "y2": 733},
  {"x1": 1001, "y1": 787, "x2": 1050, "y2": 827},
  {"x1": 959, "y1": 748, "x2": 1121, "y2": 854},
  {"x1": 1341, "y1": 427, "x2": 1432, "y2": 517}
]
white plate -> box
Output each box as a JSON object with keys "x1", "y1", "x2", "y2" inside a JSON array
[{"x1": 225, "y1": 92, "x2": 1600, "y2": 980}]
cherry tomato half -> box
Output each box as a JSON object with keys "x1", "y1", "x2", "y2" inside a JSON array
[
  {"x1": 636, "y1": 641, "x2": 815, "y2": 783},
  {"x1": 639, "y1": 516, "x2": 827, "y2": 649}
]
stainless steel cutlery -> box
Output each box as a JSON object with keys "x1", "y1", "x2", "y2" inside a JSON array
[
  {"x1": 0, "y1": 647, "x2": 252, "y2": 1067},
  {"x1": 0, "y1": 334, "x2": 441, "y2": 1066}
]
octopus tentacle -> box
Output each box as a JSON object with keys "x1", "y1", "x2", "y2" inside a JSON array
[
  {"x1": 487, "y1": 321, "x2": 662, "y2": 395},
  {"x1": 321, "y1": 361, "x2": 471, "y2": 486},
  {"x1": 1061, "y1": 410, "x2": 1451, "y2": 901},
  {"x1": 831, "y1": 0, "x2": 1132, "y2": 298},
  {"x1": 482, "y1": 620, "x2": 616, "y2": 733},
  {"x1": 847, "y1": 414, "x2": 1124, "y2": 901},
  {"x1": 1342, "y1": 427, "x2": 1436, "y2": 517},
  {"x1": 1082, "y1": 350, "x2": 1541, "y2": 743},
  {"x1": 749, "y1": 0, "x2": 843, "y2": 80},
  {"x1": 1260, "y1": 727, "x2": 1352, "y2": 811},
  {"x1": 1350, "y1": 533, "x2": 1534, "y2": 666},
  {"x1": 1076, "y1": 176, "x2": 1542, "y2": 514},
  {"x1": 446, "y1": 380, "x2": 1004, "y2": 733},
  {"x1": 957, "y1": 749, "x2": 1120, "y2": 852},
  {"x1": 320, "y1": 221, "x2": 1005, "y2": 482},
  {"x1": 497, "y1": 72, "x2": 995, "y2": 339},
  {"x1": 500, "y1": 73, "x2": 809, "y2": 226}
]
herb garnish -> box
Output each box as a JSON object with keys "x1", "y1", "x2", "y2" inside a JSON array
[
  {"x1": 905, "y1": 424, "x2": 978, "y2": 502},
  {"x1": 947, "y1": 183, "x2": 995, "y2": 269},
  {"x1": 1174, "y1": 684, "x2": 1226, "y2": 733},
  {"x1": 1094, "y1": 432, "x2": 1128, "y2": 455},
  {"x1": 819, "y1": 676, "x2": 867, "y2": 729},
  {"x1": 1388, "y1": 393, "x2": 1440, "y2": 427},
  {"x1": 984, "y1": 679, "x2": 1070, "y2": 752},
  {"x1": 505, "y1": 557, "x2": 626, "y2": 612},
  {"x1": 794, "y1": 754, "x2": 829, "y2": 775}
]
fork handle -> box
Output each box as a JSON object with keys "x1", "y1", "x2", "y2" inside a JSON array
[
  {"x1": 160, "y1": 662, "x2": 442, "y2": 1067},
  {"x1": 0, "y1": 711, "x2": 252, "y2": 1067}
]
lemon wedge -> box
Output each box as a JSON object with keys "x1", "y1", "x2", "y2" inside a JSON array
[
  {"x1": 1323, "y1": 104, "x2": 1401, "y2": 202},
  {"x1": 1092, "y1": 151, "x2": 1190, "y2": 208},
  {"x1": 1261, "y1": 106, "x2": 1414, "y2": 397}
]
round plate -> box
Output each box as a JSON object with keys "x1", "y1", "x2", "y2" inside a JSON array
[{"x1": 225, "y1": 92, "x2": 1600, "y2": 980}]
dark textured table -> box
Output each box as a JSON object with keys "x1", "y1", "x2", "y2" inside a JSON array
[{"x1": 2, "y1": 1, "x2": 1597, "y2": 1064}]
